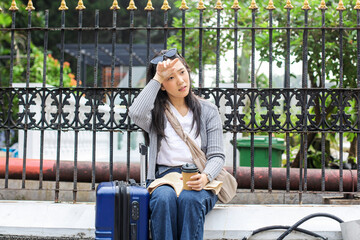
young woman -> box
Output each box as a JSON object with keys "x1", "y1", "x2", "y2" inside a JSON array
[{"x1": 129, "y1": 49, "x2": 225, "y2": 240}]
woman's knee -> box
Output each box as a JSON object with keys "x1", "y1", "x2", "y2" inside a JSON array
[
  {"x1": 150, "y1": 185, "x2": 177, "y2": 209},
  {"x1": 178, "y1": 190, "x2": 203, "y2": 207},
  {"x1": 178, "y1": 190, "x2": 217, "y2": 213}
]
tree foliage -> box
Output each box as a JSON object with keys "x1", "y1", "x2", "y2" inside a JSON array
[
  {"x1": 0, "y1": 1, "x2": 75, "y2": 87},
  {"x1": 168, "y1": 1, "x2": 243, "y2": 74},
  {"x1": 18, "y1": 0, "x2": 181, "y2": 54},
  {"x1": 0, "y1": 1, "x2": 45, "y2": 86},
  {"x1": 168, "y1": 0, "x2": 357, "y2": 87},
  {"x1": 255, "y1": 0, "x2": 358, "y2": 89}
]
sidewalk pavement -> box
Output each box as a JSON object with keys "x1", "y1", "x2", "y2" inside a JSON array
[{"x1": 0, "y1": 200, "x2": 359, "y2": 239}]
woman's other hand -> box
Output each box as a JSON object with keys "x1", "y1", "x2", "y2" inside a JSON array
[
  {"x1": 186, "y1": 173, "x2": 209, "y2": 191},
  {"x1": 153, "y1": 58, "x2": 179, "y2": 84}
]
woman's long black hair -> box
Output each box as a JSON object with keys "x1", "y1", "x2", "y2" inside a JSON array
[{"x1": 144, "y1": 50, "x2": 201, "y2": 146}]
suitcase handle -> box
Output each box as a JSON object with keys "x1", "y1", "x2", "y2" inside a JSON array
[
  {"x1": 139, "y1": 143, "x2": 147, "y2": 155},
  {"x1": 129, "y1": 179, "x2": 137, "y2": 186},
  {"x1": 139, "y1": 143, "x2": 148, "y2": 187}
]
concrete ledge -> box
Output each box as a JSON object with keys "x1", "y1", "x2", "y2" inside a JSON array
[
  {"x1": 205, "y1": 205, "x2": 359, "y2": 240},
  {"x1": 1, "y1": 201, "x2": 360, "y2": 239},
  {"x1": 0, "y1": 179, "x2": 346, "y2": 204},
  {"x1": 0, "y1": 201, "x2": 94, "y2": 239}
]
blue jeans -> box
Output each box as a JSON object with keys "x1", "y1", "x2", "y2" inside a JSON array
[{"x1": 149, "y1": 167, "x2": 218, "y2": 240}]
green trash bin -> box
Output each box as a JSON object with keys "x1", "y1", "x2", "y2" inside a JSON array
[{"x1": 235, "y1": 136, "x2": 285, "y2": 167}]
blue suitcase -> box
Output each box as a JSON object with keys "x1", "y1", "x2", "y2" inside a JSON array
[{"x1": 95, "y1": 180, "x2": 150, "y2": 240}]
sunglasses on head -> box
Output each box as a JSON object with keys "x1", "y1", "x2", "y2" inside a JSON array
[{"x1": 150, "y1": 48, "x2": 178, "y2": 64}]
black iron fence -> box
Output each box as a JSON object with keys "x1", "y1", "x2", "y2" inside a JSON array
[{"x1": 0, "y1": 0, "x2": 360, "y2": 203}]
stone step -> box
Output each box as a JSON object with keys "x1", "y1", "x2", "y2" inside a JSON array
[{"x1": 0, "y1": 179, "x2": 348, "y2": 204}]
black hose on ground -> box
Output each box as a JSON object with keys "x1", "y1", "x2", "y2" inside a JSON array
[
  {"x1": 242, "y1": 225, "x2": 327, "y2": 240},
  {"x1": 277, "y1": 213, "x2": 344, "y2": 240},
  {"x1": 243, "y1": 212, "x2": 344, "y2": 240}
]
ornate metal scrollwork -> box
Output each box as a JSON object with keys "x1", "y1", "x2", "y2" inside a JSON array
[{"x1": 1, "y1": 88, "x2": 360, "y2": 134}]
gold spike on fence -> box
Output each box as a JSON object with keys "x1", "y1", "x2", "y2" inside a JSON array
[
  {"x1": 9, "y1": 0, "x2": 19, "y2": 11},
  {"x1": 266, "y1": 0, "x2": 276, "y2": 10},
  {"x1": 25, "y1": 0, "x2": 35, "y2": 11},
  {"x1": 179, "y1": 0, "x2": 189, "y2": 10},
  {"x1": 197, "y1": 0, "x2": 206, "y2": 10},
  {"x1": 302, "y1": 0, "x2": 311, "y2": 10},
  {"x1": 231, "y1": 0, "x2": 240, "y2": 10},
  {"x1": 127, "y1": 0, "x2": 137, "y2": 10},
  {"x1": 318, "y1": 0, "x2": 328, "y2": 10},
  {"x1": 76, "y1": 0, "x2": 86, "y2": 11},
  {"x1": 284, "y1": 0, "x2": 294, "y2": 9},
  {"x1": 58, "y1": 0, "x2": 68, "y2": 11},
  {"x1": 355, "y1": 0, "x2": 360, "y2": 10},
  {"x1": 249, "y1": 0, "x2": 258, "y2": 10},
  {"x1": 161, "y1": 0, "x2": 171, "y2": 11},
  {"x1": 0, "y1": 6, "x2": 2, "y2": 12},
  {"x1": 110, "y1": 0, "x2": 120, "y2": 10},
  {"x1": 145, "y1": 0, "x2": 154, "y2": 11},
  {"x1": 336, "y1": 0, "x2": 345, "y2": 11},
  {"x1": 214, "y1": 0, "x2": 223, "y2": 10}
]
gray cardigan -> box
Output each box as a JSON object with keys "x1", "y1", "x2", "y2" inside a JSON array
[{"x1": 129, "y1": 80, "x2": 225, "y2": 181}]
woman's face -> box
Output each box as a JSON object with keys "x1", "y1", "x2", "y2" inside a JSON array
[{"x1": 160, "y1": 59, "x2": 190, "y2": 102}]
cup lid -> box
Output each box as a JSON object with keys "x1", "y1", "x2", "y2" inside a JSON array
[{"x1": 181, "y1": 163, "x2": 198, "y2": 173}]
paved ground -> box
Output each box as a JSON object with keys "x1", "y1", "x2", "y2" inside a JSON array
[
  {"x1": 1, "y1": 201, "x2": 360, "y2": 239},
  {"x1": 0, "y1": 236, "x2": 92, "y2": 240}
]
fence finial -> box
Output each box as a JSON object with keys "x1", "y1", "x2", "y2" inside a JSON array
[
  {"x1": 58, "y1": 0, "x2": 68, "y2": 11},
  {"x1": 197, "y1": 0, "x2": 206, "y2": 10},
  {"x1": 231, "y1": 0, "x2": 240, "y2": 10},
  {"x1": 249, "y1": 0, "x2": 258, "y2": 10},
  {"x1": 266, "y1": 0, "x2": 276, "y2": 10},
  {"x1": 355, "y1": 0, "x2": 360, "y2": 10},
  {"x1": 26, "y1": 0, "x2": 35, "y2": 11},
  {"x1": 336, "y1": 0, "x2": 345, "y2": 11},
  {"x1": 9, "y1": 0, "x2": 19, "y2": 11},
  {"x1": 127, "y1": 0, "x2": 137, "y2": 10},
  {"x1": 284, "y1": 0, "x2": 294, "y2": 9},
  {"x1": 76, "y1": 0, "x2": 86, "y2": 10},
  {"x1": 110, "y1": 0, "x2": 120, "y2": 10},
  {"x1": 145, "y1": 0, "x2": 154, "y2": 11},
  {"x1": 179, "y1": 0, "x2": 189, "y2": 10},
  {"x1": 161, "y1": 0, "x2": 171, "y2": 11},
  {"x1": 25, "y1": 0, "x2": 35, "y2": 11},
  {"x1": 318, "y1": 0, "x2": 328, "y2": 10},
  {"x1": 0, "y1": 6, "x2": 2, "y2": 12},
  {"x1": 302, "y1": 0, "x2": 311, "y2": 10},
  {"x1": 214, "y1": 0, "x2": 223, "y2": 10}
]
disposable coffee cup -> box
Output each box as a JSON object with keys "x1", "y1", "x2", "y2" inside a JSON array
[{"x1": 181, "y1": 163, "x2": 199, "y2": 191}]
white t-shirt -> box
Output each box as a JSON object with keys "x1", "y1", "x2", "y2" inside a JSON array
[{"x1": 157, "y1": 103, "x2": 201, "y2": 166}]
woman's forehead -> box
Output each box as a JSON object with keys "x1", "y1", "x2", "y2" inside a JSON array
[{"x1": 173, "y1": 60, "x2": 186, "y2": 70}]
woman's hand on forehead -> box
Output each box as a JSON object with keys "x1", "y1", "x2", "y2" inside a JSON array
[{"x1": 153, "y1": 58, "x2": 179, "y2": 84}]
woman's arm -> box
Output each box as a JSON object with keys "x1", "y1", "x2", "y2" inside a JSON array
[
  {"x1": 202, "y1": 105, "x2": 225, "y2": 182},
  {"x1": 128, "y1": 80, "x2": 161, "y2": 132},
  {"x1": 129, "y1": 59, "x2": 179, "y2": 132}
]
